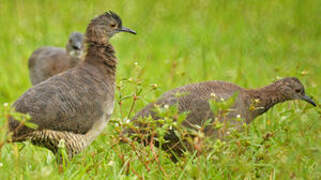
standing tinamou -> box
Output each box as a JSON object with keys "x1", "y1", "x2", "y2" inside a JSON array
[{"x1": 10, "y1": 11, "x2": 136, "y2": 159}]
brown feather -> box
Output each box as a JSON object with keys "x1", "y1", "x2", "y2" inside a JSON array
[
  {"x1": 10, "y1": 12, "x2": 135, "y2": 158},
  {"x1": 125, "y1": 77, "x2": 315, "y2": 159},
  {"x1": 28, "y1": 32, "x2": 83, "y2": 85}
]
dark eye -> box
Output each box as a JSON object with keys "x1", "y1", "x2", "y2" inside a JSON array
[
  {"x1": 295, "y1": 89, "x2": 301, "y2": 93},
  {"x1": 110, "y1": 24, "x2": 116, "y2": 28}
]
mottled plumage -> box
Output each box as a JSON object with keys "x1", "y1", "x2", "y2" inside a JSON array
[
  {"x1": 10, "y1": 11, "x2": 136, "y2": 158},
  {"x1": 28, "y1": 32, "x2": 84, "y2": 85},
  {"x1": 126, "y1": 77, "x2": 316, "y2": 158}
]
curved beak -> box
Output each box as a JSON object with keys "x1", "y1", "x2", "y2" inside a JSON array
[
  {"x1": 118, "y1": 26, "x2": 136, "y2": 35},
  {"x1": 301, "y1": 95, "x2": 317, "y2": 107},
  {"x1": 74, "y1": 42, "x2": 82, "y2": 50}
]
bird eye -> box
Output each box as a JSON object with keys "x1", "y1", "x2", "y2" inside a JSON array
[
  {"x1": 110, "y1": 24, "x2": 116, "y2": 28},
  {"x1": 295, "y1": 89, "x2": 301, "y2": 93}
]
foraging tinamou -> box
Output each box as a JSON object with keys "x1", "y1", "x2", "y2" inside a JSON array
[
  {"x1": 124, "y1": 77, "x2": 316, "y2": 159},
  {"x1": 9, "y1": 11, "x2": 136, "y2": 158},
  {"x1": 28, "y1": 32, "x2": 84, "y2": 85}
]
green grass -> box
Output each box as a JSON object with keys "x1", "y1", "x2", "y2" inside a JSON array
[{"x1": 0, "y1": 0, "x2": 321, "y2": 179}]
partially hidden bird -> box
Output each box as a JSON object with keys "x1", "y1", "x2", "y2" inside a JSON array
[
  {"x1": 28, "y1": 32, "x2": 83, "y2": 85},
  {"x1": 124, "y1": 77, "x2": 316, "y2": 159}
]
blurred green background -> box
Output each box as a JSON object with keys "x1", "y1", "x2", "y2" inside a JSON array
[{"x1": 0, "y1": 0, "x2": 320, "y2": 179}]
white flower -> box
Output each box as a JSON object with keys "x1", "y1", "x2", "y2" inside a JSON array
[
  {"x1": 108, "y1": 161, "x2": 114, "y2": 166},
  {"x1": 3, "y1": 103, "x2": 8, "y2": 107},
  {"x1": 58, "y1": 139, "x2": 66, "y2": 148},
  {"x1": 210, "y1": 93, "x2": 216, "y2": 97},
  {"x1": 164, "y1": 104, "x2": 169, "y2": 109},
  {"x1": 123, "y1": 118, "x2": 130, "y2": 123},
  {"x1": 0, "y1": 162, "x2": 3, "y2": 167},
  {"x1": 236, "y1": 114, "x2": 241, "y2": 118},
  {"x1": 276, "y1": 76, "x2": 282, "y2": 80}
]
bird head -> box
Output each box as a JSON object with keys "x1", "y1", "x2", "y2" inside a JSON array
[
  {"x1": 85, "y1": 11, "x2": 136, "y2": 44},
  {"x1": 277, "y1": 77, "x2": 316, "y2": 106},
  {"x1": 66, "y1": 32, "x2": 83, "y2": 57}
]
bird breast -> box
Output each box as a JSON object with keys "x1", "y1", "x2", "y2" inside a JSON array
[{"x1": 85, "y1": 100, "x2": 114, "y2": 144}]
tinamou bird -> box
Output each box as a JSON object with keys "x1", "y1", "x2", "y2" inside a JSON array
[
  {"x1": 9, "y1": 11, "x2": 136, "y2": 159},
  {"x1": 28, "y1": 32, "x2": 84, "y2": 85},
  {"x1": 124, "y1": 77, "x2": 316, "y2": 160}
]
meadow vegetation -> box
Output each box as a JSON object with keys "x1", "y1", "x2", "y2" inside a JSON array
[{"x1": 0, "y1": 0, "x2": 320, "y2": 179}]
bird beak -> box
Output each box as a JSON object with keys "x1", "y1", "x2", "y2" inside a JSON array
[
  {"x1": 118, "y1": 26, "x2": 136, "y2": 34},
  {"x1": 74, "y1": 42, "x2": 82, "y2": 50},
  {"x1": 76, "y1": 42, "x2": 82, "y2": 50},
  {"x1": 301, "y1": 95, "x2": 317, "y2": 107}
]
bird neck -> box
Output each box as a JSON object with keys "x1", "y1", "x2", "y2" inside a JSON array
[
  {"x1": 246, "y1": 83, "x2": 287, "y2": 119},
  {"x1": 83, "y1": 39, "x2": 117, "y2": 74},
  {"x1": 65, "y1": 44, "x2": 72, "y2": 54}
]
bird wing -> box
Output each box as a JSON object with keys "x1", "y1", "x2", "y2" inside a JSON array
[
  {"x1": 131, "y1": 81, "x2": 243, "y2": 133},
  {"x1": 11, "y1": 65, "x2": 112, "y2": 136},
  {"x1": 28, "y1": 47, "x2": 69, "y2": 85}
]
